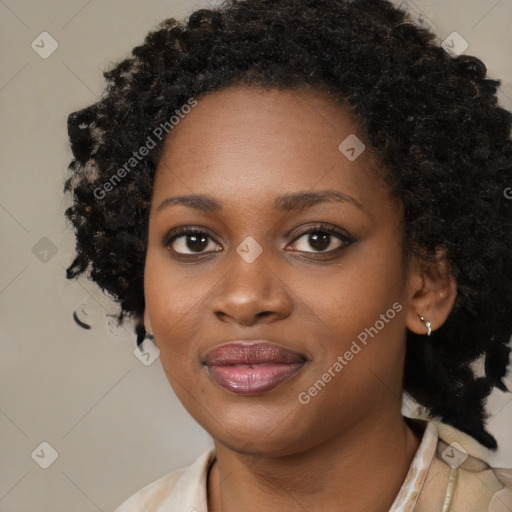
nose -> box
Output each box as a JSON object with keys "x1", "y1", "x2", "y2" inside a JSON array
[{"x1": 211, "y1": 250, "x2": 293, "y2": 326}]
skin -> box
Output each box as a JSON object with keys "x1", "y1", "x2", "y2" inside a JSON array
[{"x1": 143, "y1": 85, "x2": 457, "y2": 512}]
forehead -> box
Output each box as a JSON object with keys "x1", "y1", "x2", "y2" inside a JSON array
[{"x1": 152, "y1": 85, "x2": 388, "y2": 214}]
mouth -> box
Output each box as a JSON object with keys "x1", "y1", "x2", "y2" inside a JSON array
[{"x1": 203, "y1": 341, "x2": 308, "y2": 396}]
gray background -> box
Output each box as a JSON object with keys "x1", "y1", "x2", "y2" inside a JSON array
[{"x1": 1, "y1": 1, "x2": 511, "y2": 511}]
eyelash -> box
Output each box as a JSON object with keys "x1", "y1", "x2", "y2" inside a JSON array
[{"x1": 162, "y1": 223, "x2": 354, "y2": 259}]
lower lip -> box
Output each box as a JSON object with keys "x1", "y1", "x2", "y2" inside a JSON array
[{"x1": 206, "y1": 363, "x2": 305, "y2": 396}]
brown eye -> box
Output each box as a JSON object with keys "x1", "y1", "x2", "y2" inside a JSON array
[
  {"x1": 288, "y1": 225, "x2": 353, "y2": 253},
  {"x1": 166, "y1": 228, "x2": 221, "y2": 254}
]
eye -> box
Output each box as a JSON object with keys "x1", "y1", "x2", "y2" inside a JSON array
[
  {"x1": 288, "y1": 224, "x2": 353, "y2": 254},
  {"x1": 163, "y1": 223, "x2": 353, "y2": 258},
  {"x1": 164, "y1": 227, "x2": 221, "y2": 255}
]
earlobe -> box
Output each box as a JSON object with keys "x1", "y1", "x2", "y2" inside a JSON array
[{"x1": 405, "y1": 249, "x2": 457, "y2": 336}]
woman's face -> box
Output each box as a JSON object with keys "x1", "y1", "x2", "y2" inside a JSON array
[{"x1": 144, "y1": 85, "x2": 414, "y2": 456}]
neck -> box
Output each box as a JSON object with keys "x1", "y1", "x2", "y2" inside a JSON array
[{"x1": 207, "y1": 413, "x2": 423, "y2": 512}]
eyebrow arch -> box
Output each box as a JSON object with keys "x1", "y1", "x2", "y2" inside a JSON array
[
  {"x1": 275, "y1": 190, "x2": 365, "y2": 212},
  {"x1": 156, "y1": 189, "x2": 366, "y2": 214}
]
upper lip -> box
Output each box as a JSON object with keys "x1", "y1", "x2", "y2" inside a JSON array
[{"x1": 204, "y1": 341, "x2": 307, "y2": 366}]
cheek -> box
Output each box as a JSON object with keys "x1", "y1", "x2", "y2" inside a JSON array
[
  {"x1": 144, "y1": 256, "x2": 220, "y2": 422},
  {"x1": 303, "y1": 240, "x2": 405, "y2": 343},
  {"x1": 144, "y1": 252, "x2": 208, "y2": 369},
  {"x1": 301, "y1": 242, "x2": 408, "y2": 405}
]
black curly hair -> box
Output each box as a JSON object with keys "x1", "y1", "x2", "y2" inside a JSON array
[{"x1": 63, "y1": 0, "x2": 512, "y2": 449}]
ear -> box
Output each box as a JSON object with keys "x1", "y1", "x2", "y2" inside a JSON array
[
  {"x1": 405, "y1": 248, "x2": 457, "y2": 336},
  {"x1": 143, "y1": 308, "x2": 153, "y2": 336}
]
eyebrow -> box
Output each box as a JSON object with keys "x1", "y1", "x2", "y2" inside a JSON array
[{"x1": 156, "y1": 189, "x2": 366, "y2": 214}]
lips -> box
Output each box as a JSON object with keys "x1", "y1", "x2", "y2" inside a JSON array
[{"x1": 204, "y1": 342, "x2": 307, "y2": 396}]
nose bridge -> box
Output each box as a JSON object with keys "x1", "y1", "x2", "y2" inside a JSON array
[
  {"x1": 225, "y1": 236, "x2": 275, "y2": 302},
  {"x1": 211, "y1": 235, "x2": 291, "y2": 323}
]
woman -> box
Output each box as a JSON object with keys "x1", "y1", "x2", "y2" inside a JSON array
[{"x1": 63, "y1": 0, "x2": 512, "y2": 510}]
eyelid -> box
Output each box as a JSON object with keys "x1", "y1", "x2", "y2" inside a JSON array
[
  {"x1": 162, "y1": 223, "x2": 354, "y2": 256},
  {"x1": 289, "y1": 222, "x2": 352, "y2": 243},
  {"x1": 286, "y1": 223, "x2": 354, "y2": 253},
  {"x1": 162, "y1": 226, "x2": 221, "y2": 250}
]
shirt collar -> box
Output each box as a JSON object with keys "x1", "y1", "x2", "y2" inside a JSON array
[
  {"x1": 388, "y1": 419, "x2": 439, "y2": 511},
  {"x1": 159, "y1": 419, "x2": 438, "y2": 512}
]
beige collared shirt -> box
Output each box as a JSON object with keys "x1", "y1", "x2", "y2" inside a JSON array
[{"x1": 114, "y1": 420, "x2": 512, "y2": 511}]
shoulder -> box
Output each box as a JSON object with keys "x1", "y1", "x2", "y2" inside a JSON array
[
  {"x1": 113, "y1": 448, "x2": 216, "y2": 512},
  {"x1": 450, "y1": 456, "x2": 512, "y2": 511},
  {"x1": 436, "y1": 421, "x2": 512, "y2": 511},
  {"x1": 416, "y1": 421, "x2": 512, "y2": 512}
]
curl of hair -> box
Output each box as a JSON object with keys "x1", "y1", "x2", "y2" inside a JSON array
[{"x1": 64, "y1": 0, "x2": 512, "y2": 449}]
